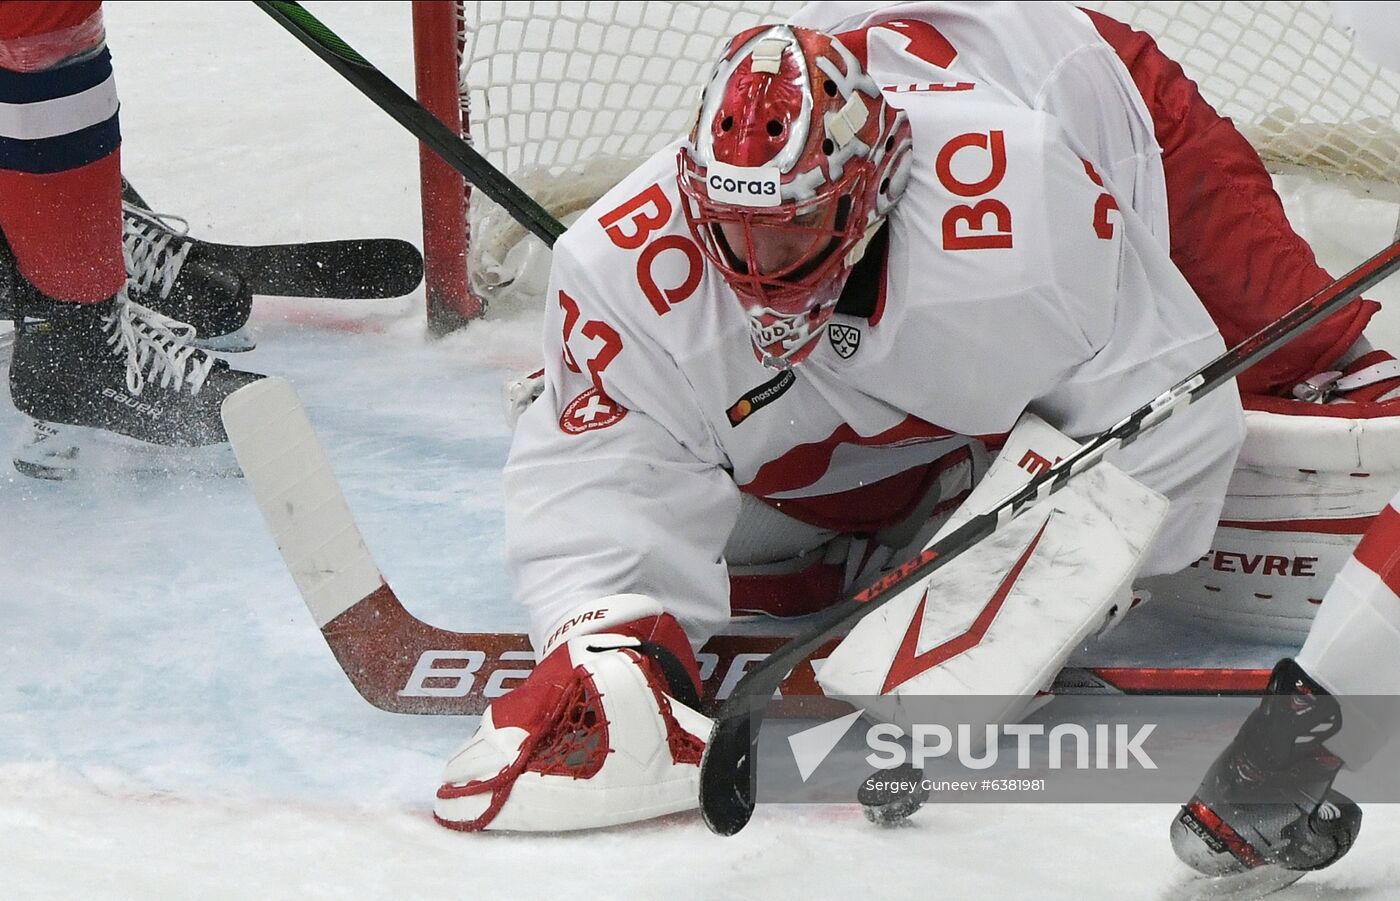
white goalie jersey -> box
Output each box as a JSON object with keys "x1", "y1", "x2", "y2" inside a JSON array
[{"x1": 504, "y1": 17, "x2": 1245, "y2": 651}]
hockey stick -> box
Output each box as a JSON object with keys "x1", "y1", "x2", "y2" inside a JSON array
[
  {"x1": 252, "y1": 0, "x2": 565, "y2": 248},
  {"x1": 122, "y1": 178, "x2": 424, "y2": 299},
  {"x1": 194, "y1": 238, "x2": 424, "y2": 300},
  {"x1": 698, "y1": 236, "x2": 1400, "y2": 836},
  {"x1": 221, "y1": 376, "x2": 1269, "y2": 717}
]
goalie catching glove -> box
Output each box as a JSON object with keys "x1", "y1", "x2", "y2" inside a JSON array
[{"x1": 435, "y1": 595, "x2": 711, "y2": 831}]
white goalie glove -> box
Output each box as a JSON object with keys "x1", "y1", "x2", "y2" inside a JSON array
[{"x1": 435, "y1": 595, "x2": 711, "y2": 832}]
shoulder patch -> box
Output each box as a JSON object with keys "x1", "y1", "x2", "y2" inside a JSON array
[
  {"x1": 828, "y1": 323, "x2": 861, "y2": 359},
  {"x1": 560, "y1": 387, "x2": 628, "y2": 434}
]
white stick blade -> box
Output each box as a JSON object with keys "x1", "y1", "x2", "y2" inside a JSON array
[{"x1": 222, "y1": 377, "x2": 383, "y2": 627}]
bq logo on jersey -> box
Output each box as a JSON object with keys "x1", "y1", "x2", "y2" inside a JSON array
[
  {"x1": 705, "y1": 159, "x2": 781, "y2": 207},
  {"x1": 728, "y1": 368, "x2": 797, "y2": 426},
  {"x1": 828, "y1": 324, "x2": 861, "y2": 359}
]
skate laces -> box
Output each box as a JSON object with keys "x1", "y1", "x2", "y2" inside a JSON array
[
  {"x1": 122, "y1": 203, "x2": 193, "y2": 300},
  {"x1": 103, "y1": 295, "x2": 215, "y2": 396}
]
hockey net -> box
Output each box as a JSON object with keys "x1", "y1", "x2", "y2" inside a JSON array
[{"x1": 412, "y1": 1, "x2": 1400, "y2": 326}]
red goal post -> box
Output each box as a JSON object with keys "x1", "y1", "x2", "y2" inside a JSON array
[{"x1": 412, "y1": 1, "x2": 1400, "y2": 332}]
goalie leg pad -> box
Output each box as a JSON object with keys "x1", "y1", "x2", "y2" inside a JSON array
[
  {"x1": 1142, "y1": 400, "x2": 1400, "y2": 641},
  {"x1": 434, "y1": 596, "x2": 711, "y2": 832},
  {"x1": 818, "y1": 414, "x2": 1169, "y2": 733}
]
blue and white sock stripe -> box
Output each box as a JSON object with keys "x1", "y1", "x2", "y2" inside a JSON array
[{"x1": 0, "y1": 46, "x2": 119, "y2": 174}]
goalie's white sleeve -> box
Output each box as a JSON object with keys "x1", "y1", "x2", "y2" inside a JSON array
[
  {"x1": 505, "y1": 59, "x2": 1243, "y2": 650},
  {"x1": 506, "y1": 242, "x2": 742, "y2": 650}
]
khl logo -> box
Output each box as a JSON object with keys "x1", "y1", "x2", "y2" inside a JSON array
[{"x1": 828, "y1": 324, "x2": 860, "y2": 359}]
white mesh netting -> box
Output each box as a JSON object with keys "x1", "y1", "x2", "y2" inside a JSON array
[
  {"x1": 452, "y1": 1, "x2": 1400, "y2": 301},
  {"x1": 1089, "y1": 2, "x2": 1400, "y2": 187}
]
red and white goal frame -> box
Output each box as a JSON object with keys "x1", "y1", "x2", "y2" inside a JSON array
[{"x1": 412, "y1": 1, "x2": 1400, "y2": 332}]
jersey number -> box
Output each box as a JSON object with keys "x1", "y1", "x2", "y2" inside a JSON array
[
  {"x1": 1079, "y1": 159, "x2": 1120, "y2": 240},
  {"x1": 559, "y1": 290, "x2": 623, "y2": 390}
]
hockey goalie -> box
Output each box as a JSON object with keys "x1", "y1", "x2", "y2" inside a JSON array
[{"x1": 434, "y1": 3, "x2": 1400, "y2": 887}]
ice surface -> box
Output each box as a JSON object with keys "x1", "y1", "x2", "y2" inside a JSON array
[{"x1": 3, "y1": 3, "x2": 1400, "y2": 898}]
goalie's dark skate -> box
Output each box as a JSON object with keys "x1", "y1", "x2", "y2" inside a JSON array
[
  {"x1": 1170, "y1": 658, "x2": 1360, "y2": 893},
  {"x1": 6, "y1": 277, "x2": 263, "y2": 479}
]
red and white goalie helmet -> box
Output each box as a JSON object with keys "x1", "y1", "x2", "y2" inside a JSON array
[{"x1": 678, "y1": 24, "x2": 912, "y2": 366}]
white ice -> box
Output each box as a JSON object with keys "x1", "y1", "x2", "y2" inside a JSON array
[{"x1": 3, "y1": 3, "x2": 1400, "y2": 899}]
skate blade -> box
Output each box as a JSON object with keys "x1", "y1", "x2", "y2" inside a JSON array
[
  {"x1": 1159, "y1": 864, "x2": 1305, "y2": 901},
  {"x1": 12, "y1": 420, "x2": 243, "y2": 481},
  {"x1": 193, "y1": 325, "x2": 256, "y2": 353}
]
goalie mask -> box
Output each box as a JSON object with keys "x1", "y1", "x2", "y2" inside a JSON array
[{"x1": 678, "y1": 25, "x2": 912, "y2": 367}]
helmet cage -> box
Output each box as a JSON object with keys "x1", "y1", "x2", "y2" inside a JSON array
[
  {"x1": 677, "y1": 24, "x2": 912, "y2": 365},
  {"x1": 678, "y1": 161, "x2": 864, "y2": 316}
]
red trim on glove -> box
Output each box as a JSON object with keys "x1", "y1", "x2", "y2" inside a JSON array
[{"x1": 609, "y1": 613, "x2": 702, "y2": 699}]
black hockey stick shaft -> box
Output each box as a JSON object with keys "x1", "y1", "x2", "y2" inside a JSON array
[
  {"x1": 252, "y1": 0, "x2": 565, "y2": 247},
  {"x1": 699, "y1": 236, "x2": 1400, "y2": 836}
]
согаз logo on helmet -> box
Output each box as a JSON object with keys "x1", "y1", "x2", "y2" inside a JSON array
[
  {"x1": 708, "y1": 175, "x2": 777, "y2": 198},
  {"x1": 704, "y1": 160, "x2": 782, "y2": 208}
]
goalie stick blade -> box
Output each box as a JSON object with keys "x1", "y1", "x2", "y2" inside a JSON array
[
  {"x1": 221, "y1": 376, "x2": 531, "y2": 713},
  {"x1": 202, "y1": 238, "x2": 425, "y2": 299},
  {"x1": 315, "y1": 604, "x2": 1279, "y2": 714}
]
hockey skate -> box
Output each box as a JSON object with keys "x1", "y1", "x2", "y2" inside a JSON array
[
  {"x1": 0, "y1": 189, "x2": 255, "y2": 352},
  {"x1": 1170, "y1": 658, "x2": 1361, "y2": 894},
  {"x1": 120, "y1": 193, "x2": 255, "y2": 352},
  {"x1": 7, "y1": 286, "x2": 263, "y2": 480}
]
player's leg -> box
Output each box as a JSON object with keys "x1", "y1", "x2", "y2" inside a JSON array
[
  {"x1": 1169, "y1": 493, "x2": 1400, "y2": 881},
  {"x1": 0, "y1": 1, "x2": 262, "y2": 478}
]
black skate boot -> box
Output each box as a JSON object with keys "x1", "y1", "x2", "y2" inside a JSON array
[
  {"x1": 1170, "y1": 658, "x2": 1361, "y2": 892},
  {"x1": 0, "y1": 186, "x2": 255, "y2": 350},
  {"x1": 7, "y1": 280, "x2": 263, "y2": 479},
  {"x1": 121, "y1": 193, "x2": 255, "y2": 351}
]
